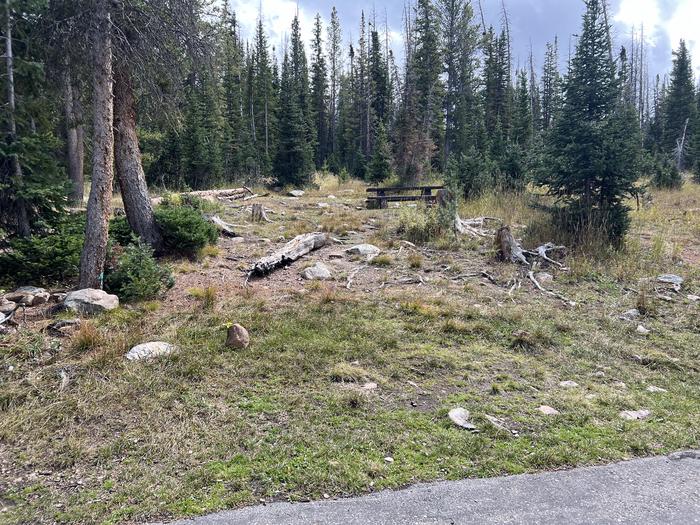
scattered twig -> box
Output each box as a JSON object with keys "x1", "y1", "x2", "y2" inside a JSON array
[{"x1": 527, "y1": 271, "x2": 576, "y2": 306}]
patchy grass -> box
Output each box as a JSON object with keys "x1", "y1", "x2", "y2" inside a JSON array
[{"x1": 1, "y1": 181, "x2": 699, "y2": 524}]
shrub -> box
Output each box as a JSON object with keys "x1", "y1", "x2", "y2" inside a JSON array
[
  {"x1": 0, "y1": 215, "x2": 84, "y2": 286},
  {"x1": 109, "y1": 215, "x2": 137, "y2": 246},
  {"x1": 652, "y1": 158, "x2": 683, "y2": 189},
  {"x1": 104, "y1": 242, "x2": 174, "y2": 302},
  {"x1": 154, "y1": 205, "x2": 218, "y2": 255}
]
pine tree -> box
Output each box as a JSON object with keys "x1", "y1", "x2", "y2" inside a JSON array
[
  {"x1": 662, "y1": 40, "x2": 696, "y2": 169},
  {"x1": 310, "y1": 14, "x2": 329, "y2": 168},
  {"x1": 252, "y1": 18, "x2": 277, "y2": 179},
  {"x1": 512, "y1": 70, "x2": 532, "y2": 145},
  {"x1": 326, "y1": 7, "x2": 343, "y2": 166},
  {"x1": 368, "y1": 122, "x2": 392, "y2": 183},
  {"x1": 541, "y1": 38, "x2": 562, "y2": 130},
  {"x1": 539, "y1": 0, "x2": 641, "y2": 245},
  {"x1": 275, "y1": 49, "x2": 314, "y2": 186}
]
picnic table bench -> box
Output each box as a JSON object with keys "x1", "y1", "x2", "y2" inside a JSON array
[{"x1": 366, "y1": 185, "x2": 444, "y2": 209}]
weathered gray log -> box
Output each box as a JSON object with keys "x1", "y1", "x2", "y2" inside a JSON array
[
  {"x1": 209, "y1": 215, "x2": 238, "y2": 237},
  {"x1": 151, "y1": 187, "x2": 252, "y2": 206},
  {"x1": 495, "y1": 226, "x2": 529, "y2": 266},
  {"x1": 249, "y1": 232, "x2": 328, "y2": 278}
]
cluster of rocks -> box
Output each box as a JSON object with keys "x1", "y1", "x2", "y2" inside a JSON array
[{"x1": 297, "y1": 243, "x2": 383, "y2": 282}]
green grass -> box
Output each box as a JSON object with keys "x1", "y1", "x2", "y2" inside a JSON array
[
  {"x1": 1, "y1": 285, "x2": 699, "y2": 524},
  {"x1": 2, "y1": 182, "x2": 700, "y2": 524}
]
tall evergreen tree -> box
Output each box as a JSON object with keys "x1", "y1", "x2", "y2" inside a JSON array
[
  {"x1": 541, "y1": 38, "x2": 562, "y2": 130},
  {"x1": 310, "y1": 14, "x2": 329, "y2": 168},
  {"x1": 538, "y1": 0, "x2": 641, "y2": 245},
  {"x1": 252, "y1": 18, "x2": 277, "y2": 179},
  {"x1": 662, "y1": 40, "x2": 696, "y2": 169},
  {"x1": 326, "y1": 6, "x2": 343, "y2": 165}
]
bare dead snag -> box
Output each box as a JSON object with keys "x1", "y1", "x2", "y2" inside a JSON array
[
  {"x1": 495, "y1": 226, "x2": 530, "y2": 266},
  {"x1": 248, "y1": 232, "x2": 327, "y2": 279}
]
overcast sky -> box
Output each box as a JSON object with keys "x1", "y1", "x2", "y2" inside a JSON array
[{"x1": 228, "y1": 0, "x2": 700, "y2": 78}]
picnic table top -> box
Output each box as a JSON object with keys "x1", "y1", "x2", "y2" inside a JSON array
[{"x1": 366, "y1": 185, "x2": 445, "y2": 193}]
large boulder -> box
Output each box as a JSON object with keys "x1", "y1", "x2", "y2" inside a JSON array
[
  {"x1": 126, "y1": 342, "x2": 177, "y2": 361},
  {"x1": 0, "y1": 299, "x2": 17, "y2": 315},
  {"x1": 288, "y1": 189, "x2": 305, "y2": 197},
  {"x1": 63, "y1": 289, "x2": 119, "y2": 315},
  {"x1": 302, "y1": 262, "x2": 332, "y2": 281}
]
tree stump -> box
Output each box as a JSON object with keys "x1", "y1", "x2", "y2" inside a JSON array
[{"x1": 251, "y1": 203, "x2": 270, "y2": 223}]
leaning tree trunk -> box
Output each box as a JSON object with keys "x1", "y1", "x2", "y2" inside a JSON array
[
  {"x1": 63, "y1": 67, "x2": 85, "y2": 206},
  {"x1": 113, "y1": 66, "x2": 163, "y2": 251},
  {"x1": 4, "y1": 0, "x2": 30, "y2": 237},
  {"x1": 79, "y1": 0, "x2": 114, "y2": 289}
]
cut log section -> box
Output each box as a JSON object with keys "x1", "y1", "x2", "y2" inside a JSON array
[{"x1": 248, "y1": 232, "x2": 328, "y2": 279}]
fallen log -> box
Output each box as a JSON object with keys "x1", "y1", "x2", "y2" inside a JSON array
[
  {"x1": 152, "y1": 187, "x2": 253, "y2": 206},
  {"x1": 209, "y1": 215, "x2": 239, "y2": 237},
  {"x1": 248, "y1": 232, "x2": 327, "y2": 279}
]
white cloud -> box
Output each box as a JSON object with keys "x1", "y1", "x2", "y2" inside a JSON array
[
  {"x1": 228, "y1": 0, "x2": 316, "y2": 56},
  {"x1": 614, "y1": 0, "x2": 662, "y2": 45},
  {"x1": 665, "y1": 0, "x2": 700, "y2": 67}
]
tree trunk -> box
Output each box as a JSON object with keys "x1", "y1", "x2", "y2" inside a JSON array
[
  {"x1": 4, "y1": 0, "x2": 30, "y2": 237},
  {"x1": 63, "y1": 67, "x2": 85, "y2": 206},
  {"x1": 113, "y1": 66, "x2": 163, "y2": 251},
  {"x1": 79, "y1": 0, "x2": 114, "y2": 289}
]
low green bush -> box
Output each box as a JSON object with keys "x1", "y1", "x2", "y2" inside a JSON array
[
  {"x1": 109, "y1": 215, "x2": 137, "y2": 246},
  {"x1": 0, "y1": 215, "x2": 84, "y2": 286},
  {"x1": 154, "y1": 204, "x2": 218, "y2": 256},
  {"x1": 104, "y1": 242, "x2": 174, "y2": 302}
]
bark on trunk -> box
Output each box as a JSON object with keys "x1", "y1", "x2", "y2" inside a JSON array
[
  {"x1": 5, "y1": 0, "x2": 30, "y2": 237},
  {"x1": 63, "y1": 68, "x2": 85, "y2": 205},
  {"x1": 113, "y1": 67, "x2": 163, "y2": 251},
  {"x1": 79, "y1": 0, "x2": 114, "y2": 289}
]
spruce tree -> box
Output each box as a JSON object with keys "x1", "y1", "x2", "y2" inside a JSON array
[
  {"x1": 252, "y1": 18, "x2": 277, "y2": 179},
  {"x1": 327, "y1": 7, "x2": 343, "y2": 166},
  {"x1": 310, "y1": 14, "x2": 329, "y2": 169},
  {"x1": 368, "y1": 122, "x2": 392, "y2": 183},
  {"x1": 538, "y1": 0, "x2": 641, "y2": 245},
  {"x1": 541, "y1": 38, "x2": 562, "y2": 130},
  {"x1": 662, "y1": 40, "x2": 696, "y2": 169}
]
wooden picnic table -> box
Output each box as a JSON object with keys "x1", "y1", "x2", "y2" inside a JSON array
[{"x1": 366, "y1": 185, "x2": 445, "y2": 209}]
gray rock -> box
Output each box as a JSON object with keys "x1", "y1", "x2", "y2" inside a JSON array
[
  {"x1": 126, "y1": 342, "x2": 177, "y2": 361},
  {"x1": 657, "y1": 274, "x2": 683, "y2": 290},
  {"x1": 226, "y1": 323, "x2": 250, "y2": 349},
  {"x1": 620, "y1": 409, "x2": 651, "y2": 421},
  {"x1": 288, "y1": 189, "x2": 305, "y2": 197},
  {"x1": 50, "y1": 293, "x2": 67, "y2": 303},
  {"x1": 64, "y1": 289, "x2": 119, "y2": 315},
  {"x1": 6, "y1": 286, "x2": 49, "y2": 306},
  {"x1": 646, "y1": 385, "x2": 667, "y2": 393},
  {"x1": 448, "y1": 408, "x2": 478, "y2": 432},
  {"x1": 317, "y1": 202, "x2": 330, "y2": 208},
  {"x1": 559, "y1": 380, "x2": 579, "y2": 388},
  {"x1": 362, "y1": 382, "x2": 378, "y2": 391},
  {"x1": 346, "y1": 244, "x2": 381, "y2": 257},
  {"x1": 47, "y1": 319, "x2": 81, "y2": 337},
  {"x1": 535, "y1": 272, "x2": 554, "y2": 284},
  {"x1": 620, "y1": 309, "x2": 640, "y2": 321},
  {"x1": 688, "y1": 295, "x2": 700, "y2": 302},
  {"x1": 0, "y1": 300, "x2": 17, "y2": 314},
  {"x1": 538, "y1": 405, "x2": 560, "y2": 416},
  {"x1": 302, "y1": 262, "x2": 332, "y2": 281},
  {"x1": 636, "y1": 324, "x2": 650, "y2": 335}
]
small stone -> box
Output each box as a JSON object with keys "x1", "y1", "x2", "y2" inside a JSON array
[
  {"x1": 301, "y1": 262, "x2": 332, "y2": 281},
  {"x1": 538, "y1": 405, "x2": 560, "y2": 416},
  {"x1": 225, "y1": 323, "x2": 250, "y2": 349},
  {"x1": 64, "y1": 289, "x2": 119, "y2": 315},
  {"x1": 288, "y1": 189, "x2": 305, "y2": 197},
  {"x1": 0, "y1": 300, "x2": 17, "y2": 314},
  {"x1": 323, "y1": 493, "x2": 330, "y2": 499},
  {"x1": 327, "y1": 195, "x2": 337, "y2": 199},
  {"x1": 657, "y1": 274, "x2": 683, "y2": 289},
  {"x1": 559, "y1": 380, "x2": 579, "y2": 388},
  {"x1": 317, "y1": 202, "x2": 330, "y2": 208},
  {"x1": 362, "y1": 382, "x2": 378, "y2": 391},
  {"x1": 636, "y1": 324, "x2": 650, "y2": 335},
  {"x1": 535, "y1": 272, "x2": 554, "y2": 284},
  {"x1": 384, "y1": 456, "x2": 394, "y2": 463},
  {"x1": 646, "y1": 385, "x2": 667, "y2": 393},
  {"x1": 126, "y1": 342, "x2": 176, "y2": 361},
  {"x1": 448, "y1": 408, "x2": 478, "y2": 432},
  {"x1": 346, "y1": 244, "x2": 381, "y2": 257},
  {"x1": 613, "y1": 381, "x2": 627, "y2": 389},
  {"x1": 592, "y1": 371, "x2": 606, "y2": 377},
  {"x1": 620, "y1": 409, "x2": 651, "y2": 421},
  {"x1": 620, "y1": 309, "x2": 640, "y2": 321},
  {"x1": 688, "y1": 295, "x2": 700, "y2": 302}
]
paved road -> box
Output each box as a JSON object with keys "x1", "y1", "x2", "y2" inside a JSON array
[{"x1": 164, "y1": 451, "x2": 700, "y2": 525}]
